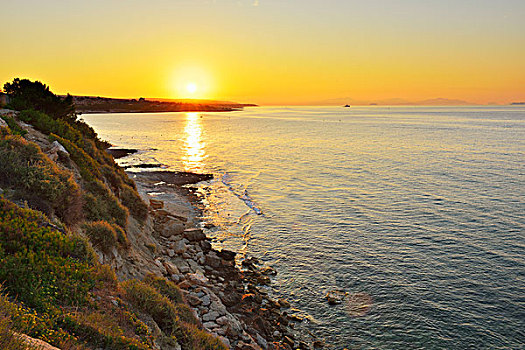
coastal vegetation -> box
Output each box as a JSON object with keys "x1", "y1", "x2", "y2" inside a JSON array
[{"x1": 0, "y1": 78, "x2": 226, "y2": 349}]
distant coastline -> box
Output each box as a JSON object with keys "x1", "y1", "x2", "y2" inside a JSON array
[{"x1": 73, "y1": 95, "x2": 257, "y2": 114}]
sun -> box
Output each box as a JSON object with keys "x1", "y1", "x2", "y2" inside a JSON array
[{"x1": 186, "y1": 82, "x2": 197, "y2": 94}]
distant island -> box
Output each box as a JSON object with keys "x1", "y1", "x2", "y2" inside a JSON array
[
  {"x1": 510, "y1": 102, "x2": 525, "y2": 105},
  {"x1": 72, "y1": 95, "x2": 257, "y2": 114}
]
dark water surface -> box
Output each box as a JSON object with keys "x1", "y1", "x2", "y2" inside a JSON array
[{"x1": 85, "y1": 106, "x2": 525, "y2": 349}]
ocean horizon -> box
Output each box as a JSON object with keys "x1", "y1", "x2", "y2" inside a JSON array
[{"x1": 84, "y1": 106, "x2": 525, "y2": 349}]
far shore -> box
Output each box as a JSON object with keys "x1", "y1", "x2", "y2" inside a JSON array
[{"x1": 73, "y1": 95, "x2": 257, "y2": 114}]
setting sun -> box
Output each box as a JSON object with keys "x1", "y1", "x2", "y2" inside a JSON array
[{"x1": 186, "y1": 82, "x2": 197, "y2": 95}]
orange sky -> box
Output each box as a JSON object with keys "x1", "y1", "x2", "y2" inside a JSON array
[{"x1": 1, "y1": 0, "x2": 524, "y2": 105}]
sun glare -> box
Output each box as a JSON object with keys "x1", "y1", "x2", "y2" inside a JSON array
[
  {"x1": 186, "y1": 82, "x2": 197, "y2": 94},
  {"x1": 170, "y1": 65, "x2": 213, "y2": 99}
]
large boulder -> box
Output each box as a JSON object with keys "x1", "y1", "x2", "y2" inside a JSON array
[{"x1": 183, "y1": 228, "x2": 206, "y2": 242}]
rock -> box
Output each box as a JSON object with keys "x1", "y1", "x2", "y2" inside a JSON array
[
  {"x1": 167, "y1": 249, "x2": 175, "y2": 257},
  {"x1": 163, "y1": 261, "x2": 180, "y2": 275},
  {"x1": 173, "y1": 240, "x2": 187, "y2": 254},
  {"x1": 219, "y1": 336, "x2": 231, "y2": 349},
  {"x1": 149, "y1": 198, "x2": 164, "y2": 210},
  {"x1": 216, "y1": 315, "x2": 228, "y2": 326},
  {"x1": 202, "y1": 310, "x2": 219, "y2": 322},
  {"x1": 325, "y1": 290, "x2": 347, "y2": 305},
  {"x1": 185, "y1": 294, "x2": 202, "y2": 306},
  {"x1": 0, "y1": 117, "x2": 7, "y2": 128},
  {"x1": 256, "y1": 333, "x2": 268, "y2": 349},
  {"x1": 187, "y1": 272, "x2": 208, "y2": 285},
  {"x1": 15, "y1": 333, "x2": 61, "y2": 350},
  {"x1": 205, "y1": 254, "x2": 222, "y2": 268},
  {"x1": 256, "y1": 275, "x2": 271, "y2": 285},
  {"x1": 201, "y1": 295, "x2": 211, "y2": 306},
  {"x1": 161, "y1": 220, "x2": 185, "y2": 238},
  {"x1": 260, "y1": 266, "x2": 277, "y2": 275},
  {"x1": 288, "y1": 314, "x2": 303, "y2": 322},
  {"x1": 236, "y1": 341, "x2": 262, "y2": 350},
  {"x1": 278, "y1": 299, "x2": 290, "y2": 308},
  {"x1": 183, "y1": 228, "x2": 206, "y2": 242},
  {"x1": 202, "y1": 321, "x2": 219, "y2": 330},
  {"x1": 217, "y1": 249, "x2": 236, "y2": 261},
  {"x1": 200, "y1": 240, "x2": 212, "y2": 253}
]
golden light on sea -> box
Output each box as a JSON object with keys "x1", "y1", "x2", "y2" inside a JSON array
[{"x1": 182, "y1": 112, "x2": 206, "y2": 172}]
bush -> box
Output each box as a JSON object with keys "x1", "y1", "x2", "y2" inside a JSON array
[
  {"x1": 0, "y1": 198, "x2": 95, "y2": 311},
  {"x1": 84, "y1": 180, "x2": 128, "y2": 229},
  {"x1": 49, "y1": 133, "x2": 101, "y2": 181},
  {"x1": 82, "y1": 221, "x2": 118, "y2": 253},
  {"x1": 0, "y1": 132, "x2": 83, "y2": 225},
  {"x1": 0, "y1": 291, "x2": 26, "y2": 350},
  {"x1": 18, "y1": 109, "x2": 82, "y2": 145},
  {"x1": 0, "y1": 116, "x2": 26, "y2": 137},
  {"x1": 123, "y1": 279, "x2": 226, "y2": 350},
  {"x1": 143, "y1": 274, "x2": 184, "y2": 304},
  {"x1": 120, "y1": 185, "x2": 148, "y2": 223}
]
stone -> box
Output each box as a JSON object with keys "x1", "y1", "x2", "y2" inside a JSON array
[
  {"x1": 202, "y1": 311, "x2": 219, "y2": 322},
  {"x1": 216, "y1": 315, "x2": 229, "y2": 326},
  {"x1": 260, "y1": 266, "x2": 277, "y2": 275},
  {"x1": 201, "y1": 295, "x2": 211, "y2": 306},
  {"x1": 167, "y1": 249, "x2": 175, "y2": 257},
  {"x1": 173, "y1": 240, "x2": 187, "y2": 254},
  {"x1": 219, "y1": 336, "x2": 231, "y2": 349},
  {"x1": 278, "y1": 299, "x2": 290, "y2": 308},
  {"x1": 217, "y1": 249, "x2": 236, "y2": 261},
  {"x1": 200, "y1": 240, "x2": 212, "y2": 253},
  {"x1": 205, "y1": 254, "x2": 222, "y2": 268},
  {"x1": 0, "y1": 117, "x2": 7, "y2": 128},
  {"x1": 163, "y1": 261, "x2": 180, "y2": 275},
  {"x1": 161, "y1": 220, "x2": 185, "y2": 238},
  {"x1": 256, "y1": 333, "x2": 268, "y2": 350},
  {"x1": 325, "y1": 290, "x2": 347, "y2": 305},
  {"x1": 185, "y1": 294, "x2": 202, "y2": 306},
  {"x1": 149, "y1": 198, "x2": 164, "y2": 210},
  {"x1": 183, "y1": 228, "x2": 206, "y2": 242},
  {"x1": 202, "y1": 321, "x2": 219, "y2": 330}
]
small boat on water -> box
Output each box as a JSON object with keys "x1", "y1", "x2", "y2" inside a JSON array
[{"x1": 344, "y1": 104, "x2": 351, "y2": 107}]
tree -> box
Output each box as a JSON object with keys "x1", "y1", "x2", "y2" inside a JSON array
[{"x1": 3, "y1": 78, "x2": 76, "y2": 122}]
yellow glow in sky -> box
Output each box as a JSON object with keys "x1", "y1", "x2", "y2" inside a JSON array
[{"x1": 0, "y1": 1, "x2": 524, "y2": 105}]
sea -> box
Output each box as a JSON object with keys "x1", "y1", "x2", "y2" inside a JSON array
[{"x1": 83, "y1": 106, "x2": 525, "y2": 349}]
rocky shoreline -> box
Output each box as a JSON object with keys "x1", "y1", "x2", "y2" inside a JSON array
[{"x1": 121, "y1": 170, "x2": 317, "y2": 349}]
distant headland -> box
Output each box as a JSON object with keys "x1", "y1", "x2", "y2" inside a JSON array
[{"x1": 72, "y1": 95, "x2": 257, "y2": 114}]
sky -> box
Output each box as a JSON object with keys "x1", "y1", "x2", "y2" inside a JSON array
[{"x1": 1, "y1": 0, "x2": 524, "y2": 105}]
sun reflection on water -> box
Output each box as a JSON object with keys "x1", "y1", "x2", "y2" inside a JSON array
[{"x1": 182, "y1": 112, "x2": 206, "y2": 172}]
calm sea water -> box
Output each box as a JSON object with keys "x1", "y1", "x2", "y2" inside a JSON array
[{"x1": 84, "y1": 106, "x2": 525, "y2": 349}]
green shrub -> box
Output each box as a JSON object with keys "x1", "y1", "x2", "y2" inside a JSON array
[
  {"x1": 18, "y1": 109, "x2": 82, "y2": 145},
  {"x1": 1, "y1": 116, "x2": 26, "y2": 137},
  {"x1": 0, "y1": 132, "x2": 83, "y2": 225},
  {"x1": 143, "y1": 274, "x2": 184, "y2": 304},
  {"x1": 82, "y1": 221, "x2": 118, "y2": 253},
  {"x1": 0, "y1": 198, "x2": 95, "y2": 311},
  {"x1": 0, "y1": 291, "x2": 26, "y2": 350},
  {"x1": 121, "y1": 280, "x2": 180, "y2": 335},
  {"x1": 123, "y1": 279, "x2": 226, "y2": 350},
  {"x1": 83, "y1": 180, "x2": 128, "y2": 228},
  {"x1": 49, "y1": 133, "x2": 101, "y2": 181},
  {"x1": 120, "y1": 185, "x2": 148, "y2": 223},
  {"x1": 112, "y1": 223, "x2": 130, "y2": 248}
]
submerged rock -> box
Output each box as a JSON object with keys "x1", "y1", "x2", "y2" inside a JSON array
[{"x1": 325, "y1": 290, "x2": 347, "y2": 305}]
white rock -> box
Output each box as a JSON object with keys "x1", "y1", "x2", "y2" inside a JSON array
[{"x1": 202, "y1": 321, "x2": 219, "y2": 330}]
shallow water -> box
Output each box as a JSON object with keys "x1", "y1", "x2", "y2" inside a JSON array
[{"x1": 84, "y1": 106, "x2": 525, "y2": 349}]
